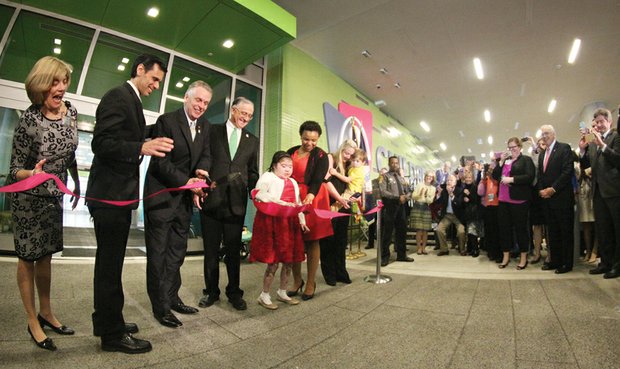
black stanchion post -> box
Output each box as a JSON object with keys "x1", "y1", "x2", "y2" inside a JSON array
[{"x1": 364, "y1": 201, "x2": 392, "y2": 284}]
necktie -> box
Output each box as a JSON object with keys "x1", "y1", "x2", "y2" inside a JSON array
[
  {"x1": 543, "y1": 148, "x2": 550, "y2": 172},
  {"x1": 189, "y1": 121, "x2": 196, "y2": 141},
  {"x1": 393, "y1": 173, "x2": 404, "y2": 195},
  {"x1": 229, "y1": 128, "x2": 239, "y2": 158}
]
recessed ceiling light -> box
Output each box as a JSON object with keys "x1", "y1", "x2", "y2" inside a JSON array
[
  {"x1": 361, "y1": 50, "x2": 371, "y2": 58},
  {"x1": 487, "y1": 135, "x2": 493, "y2": 145},
  {"x1": 182, "y1": 76, "x2": 190, "y2": 82},
  {"x1": 121, "y1": 57, "x2": 129, "y2": 64},
  {"x1": 548, "y1": 99, "x2": 557, "y2": 113},
  {"x1": 514, "y1": 121, "x2": 520, "y2": 130},
  {"x1": 467, "y1": 148, "x2": 472, "y2": 153},
  {"x1": 147, "y1": 7, "x2": 159, "y2": 18},
  {"x1": 175, "y1": 82, "x2": 184, "y2": 88},
  {"x1": 451, "y1": 155, "x2": 457, "y2": 162},
  {"x1": 394, "y1": 82, "x2": 401, "y2": 88},
  {"x1": 222, "y1": 39, "x2": 234, "y2": 48},
  {"x1": 54, "y1": 38, "x2": 62, "y2": 45},
  {"x1": 379, "y1": 68, "x2": 388, "y2": 75},
  {"x1": 53, "y1": 47, "x2": 61, "y2": 54},
  {"x1": 484, "y1": 109, "x2": 491, "y2": 122},
  {"x1": 568, "y1": 38, "x2": 581, "y2": 64},
  {"x1": 473, "y1": 57, "x2": 484, "y2": 79},
  {"x1": 420, "y1": 121, "x2": 430, "y2": 132},
  {"x1": 489, "y1": 151, "x2": 494, "y2": 158},
  {"x1": 481, "y1": 153, "x2": 487, "y2": 158},
  {"x1": 458, "y1": 130, "x2": 465, "y2": 137},
  {"x1": 477, "y1": 138, "x2": 483, "y2": 145},
  {"x1": 117, "y1": 64, "x2": 125, "y2": 71},
  {"x1": 440, "y1": 142, "x2": 447, "y2": 151}
]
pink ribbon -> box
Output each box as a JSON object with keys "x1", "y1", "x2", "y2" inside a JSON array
[
  {"x1": 0, "y1": 172, "x2": 209, "y2": 206},
  {"x1": 250, "y1": 188, "x2": 383, "y2": 219}
]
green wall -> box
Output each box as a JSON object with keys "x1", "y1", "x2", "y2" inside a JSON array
[{"x1": 265, "y1": 45, "x2": 439, "y2": 182}]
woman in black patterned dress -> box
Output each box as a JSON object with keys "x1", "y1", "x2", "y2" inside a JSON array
[{"x1": 9, "y1": 56, "x2": 80, "y2": 351}]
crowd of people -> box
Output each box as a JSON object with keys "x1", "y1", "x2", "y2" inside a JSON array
[{"x1": 7, "y1": 54, "x2": 620, "y2": 355}]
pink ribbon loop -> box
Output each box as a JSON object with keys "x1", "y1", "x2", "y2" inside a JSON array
[{"x1": 0, "y1": 172, "x2": 209, "y2": 207}]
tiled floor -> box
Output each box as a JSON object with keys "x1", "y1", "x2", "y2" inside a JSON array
[{"x1": 0, "y1": 235, "x2": 619, "y2": 369}]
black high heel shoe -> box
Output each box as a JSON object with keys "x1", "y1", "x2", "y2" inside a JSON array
[
  {"x1": 28, "y1": 325, "x2": 57, "y2": 351},
  {"x1": 287, "y1": 279, "x2": 305, "y2": 297},
  {"x1": 38, "y1": 314, "x2": 75, "y2": 335},
  {"x1": 301, "y1": 282, "x2": 316, "y2": 301},
  {"x1": 516, "y1": 260, "x2": 529, "y2": 270},
  {"x1": 498, "y1": 260, "x2": 510, "y2": 269}
]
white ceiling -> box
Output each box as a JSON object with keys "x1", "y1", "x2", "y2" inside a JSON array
[{"x1": 273, "y1": 0, "x2": 620, "y2": 162}]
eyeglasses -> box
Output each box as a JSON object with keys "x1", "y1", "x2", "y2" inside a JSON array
[{"x1": 233, "y1": 106, "x2": 253, "y2": 119}]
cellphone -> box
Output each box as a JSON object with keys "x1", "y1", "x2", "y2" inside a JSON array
[{"x1": 521, "y1": 137, "x2": 529, "y2": 142}]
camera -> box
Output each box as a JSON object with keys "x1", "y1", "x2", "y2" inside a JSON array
[{"x1": 521, "y1": 137, "x2": 529, "y2": 142}]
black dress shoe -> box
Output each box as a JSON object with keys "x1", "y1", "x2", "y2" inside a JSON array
[
  {"x1": 325, "y1": 279, "x2": 337, "y2": 286},
  {"x1": 125, "y1": 323, "x2": 139, "y2": 334},
  {"x1": 171, "y1": 303, "x2": 199, "y2": 314},
  {"x1": 437, "y1": 251, "x2": 449, "y2": 256},
  {"x1": 198, "y1": 294, "x2": 220, "y2": 308},
  {"x1": 396, "y1": 256, "x2": 414, "y2": 262},
  {"x1": 38, "y1": 314, "x2": 75, "y2": 335},
  {"x1": 380, "y1": 259, "x2": 389, "y2": 267},
  {"x1": 28, "y1": 325, "x2": 56, "y2": 351},
  {"x1": 337, "y1": 277, "x2": 352, "y2": 284},
  {"x1": 555, "y1": 266, "x2": 572, "y2": 274},
  {"x1": 541, "y1": 263, "x2": 558, "y2": 271},
  {"x1": 155, "y1": 312, "x2": 182, "y2": 328},
  {"x1": 589, "y1": 265, "x2": 610, "y2": 275},
  {"x1": 603, "y1": 268, "x2": 620, "y2": 279},
  {"x1": 364, "y1": 244, "x2": 374, "y2": 249},
  {"x1": 101, "y1": 333, "x2": 152, "y2": 354},
  {"x1": 228, "y1": 297, "x2": 247, "y2": 311}
]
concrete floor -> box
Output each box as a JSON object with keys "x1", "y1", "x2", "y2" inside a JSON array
[{"x1": 0, "y1": 243, "x2": 619, "y2": 369}]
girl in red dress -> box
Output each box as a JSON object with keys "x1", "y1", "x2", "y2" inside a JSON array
[{"x1": 250, "y1": 151, "x2": 308, "y2": 309}]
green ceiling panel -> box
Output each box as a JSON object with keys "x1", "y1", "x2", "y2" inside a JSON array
[
  {"x1": 101, "y1": 0, "x2": 220, "y2": 49},
  {"x1": 177, "y1": 2, "x2": 281, "y2": 72},
  {"x1": 20, "y1": 0, "x2": 109, "y2": 25},
  {"x1": 13, "y1": 0, "x2": 295, "y2": 73}
]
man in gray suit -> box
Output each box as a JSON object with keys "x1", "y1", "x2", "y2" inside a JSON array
[{"x1": 579, "y1": 108, "x2": 620, "y2": 279}]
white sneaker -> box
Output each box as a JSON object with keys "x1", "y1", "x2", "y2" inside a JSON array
[{"x1": 257, "y1": 294, "x2": 278, "y2": 310}]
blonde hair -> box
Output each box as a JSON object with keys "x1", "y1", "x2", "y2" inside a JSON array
[
  {"x1": 333, "y1": 139, "x2": 357, "y2": 174},
  {"x1": 25, "y1": 56, "x2": 72, "y2": 105}
]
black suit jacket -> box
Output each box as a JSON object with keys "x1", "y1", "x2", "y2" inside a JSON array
[
  {"x1": 492, "y1": 154, "x2": 535, "y2": 201},
  {"x1": 86, "y1": 82, "x2": 145, "y2": 209},
  {"x1": 202, "y1": 123, "x2": 259, "y2": 218},
  {"x1": 537, "y1": 141, "x2": 575, "y2": 209},
  {"x1": 581, "y1": 131, "x2": 620, "y2": 198},
  {"x1": 144, "y1": 108, "x2": 211, "y2": 214},
  {"x1": 432, "y1": 183, "x2": 464, "y2": 222}
]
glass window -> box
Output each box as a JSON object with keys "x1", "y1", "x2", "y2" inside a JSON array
[
  {"x1": 164, "y1": 57, "x2": 232, "y2": 123},
  {"x1": 82, "y1": 32, "x2": 169, "y2": 112},
  {"x1": 0, "y1": 11, "x2": 94, "y2": 93},
  {"x1": 234, "y1": 80, "x2": 262, "y2": 137},
  {"x1": 0, "y1": 4, "x2": 15, "y2": 37},
  {"x1": 237, "y1": 64, "x2": 263, "y2": 85}
]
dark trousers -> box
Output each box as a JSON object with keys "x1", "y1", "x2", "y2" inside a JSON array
[
  {"x1": 201, "y1": 212, "x2": 244, "y2": 299},
  {"x1": 320, "y1": 216, "x2": 350, "y2": 283},
  {"x1": 483, "y1": 206, "x2": 500, "y2": 259},
  {"x1": 593, "y1": 191, "x2": 620, "y2": 270},
  {"x1": 544, "y1": 203, "x2": 575, "y2": 269},
  {"x1": 380, "y1": 199, "x2": 407, "y2": 261},
  {"x1": 89, "y1": 207, "x2": 132, "y2": 339},
  {"x1": 145, "y1": 199, "x2": 191, "y2": 317},
  {"x1": 498, "y1": 201, "x2": 530, "y2": 253}
]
